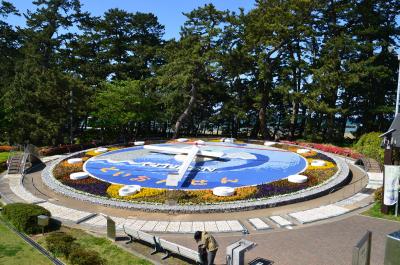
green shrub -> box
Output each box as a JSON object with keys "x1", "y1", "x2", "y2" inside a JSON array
[
  {"x1": 0, "y1": 162, "x2": 6, "y2": 172},
  {"x1": 2, "y1": 203, "x2": 51, "y2": 234},
  {"x1": 374, "y1": 187, "x2": 383, "y2": 202},
  {"x1": 354, "y1": 132, "x2": 384, "y2": 164},
  {"x1": 69, "y1": 248, "x2": 105, "y2": 265},
  {"x1": 45, "y1": 232, "x2": 77, "y2": 258}
]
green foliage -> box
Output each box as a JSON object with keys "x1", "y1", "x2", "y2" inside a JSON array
[
  {"x1": 0, "y1": 220, "x2": 52, "y2": 265},
  {"x1": 362, "y1": 201, "x2": 400, "y2": 222},
  {"x1": 69, "y1": 248, "x2": 105, "y2": 265},
  {"x1": 92, "y1": 80, "x2": 158, "y2": 141},
  {"x1": 0, "y1": 0, "x2": 399, "y2": 144},
  {"x1": 45, "y1": 232, "x2": 77, "y2": 258},
  {"x1": 354, "y1": 132, "x2": 384, "y2": 163},
  {"x1": 374, "y1": 187, "x2": 383, "y2": 202},
  {"x1": 0, "y1": 152, "x2": 8, "y2": 172},
  {"x1": 37, "y1": 227, "x2": 152, "y2": 265},
  {"x1": 2, "y1": 203, "x2": 50, "y2": 234},
  {"x1": 45, "y1": 231, "x2": 105, "y2": 264},
  {"x1": 2, "y1": 0, "x2": 90, "y2": 145}
]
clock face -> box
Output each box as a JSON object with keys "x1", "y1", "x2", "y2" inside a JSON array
[{"x1": 83, "y1": 142, "x2": 308, "y2": 190}]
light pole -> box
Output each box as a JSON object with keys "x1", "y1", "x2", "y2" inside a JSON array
[{"x1": 389, "y1": 46, "x2": 400, "y2": 115}]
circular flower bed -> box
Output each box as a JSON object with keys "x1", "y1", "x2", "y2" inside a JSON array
[{"x1": 50, "y1": 140, "x2": 339, "y2": 205}]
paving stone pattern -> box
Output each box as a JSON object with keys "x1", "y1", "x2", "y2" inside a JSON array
[
  {"x1": 269, "y1": 215, "x2": 293, "y2": 227},
  {"x1": 289, "y1": 205, "x2": 349, "y2": 224},
  {"x1": 36, "y1": 201, "x2": 94, "y2": 223},
  {"x1": 248, "y1": 218, "x2": 270, "y2": 230},
  {"x1": 335, "y1": 192, "x2": 370, "y2": 207}
]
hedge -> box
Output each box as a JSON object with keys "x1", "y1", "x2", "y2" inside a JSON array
[
  {"x1": 0, "y1": 145, "x2": 15, "y2": 152},
  {"x1": 353, "y1": 132, "x2": 384, "y2": 164},
  {"x1": 2, "y1": 203, "x2": 51, "y2": 234},
  {"x1": 39, "y1": 143, "x2": 96, "y2": 156},
  {"x1": 69, "y1": 248, "x2": 105, "y2": 265},
  {"x1": 45, "y1": 232, "x2": 77, "y2": 258}
]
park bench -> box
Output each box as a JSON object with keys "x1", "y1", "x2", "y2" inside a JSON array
[
  {"x1": 158, "y1": 238, "x2": 201, "y2": 262},
  {"x1": 123, "y1": 225, "x2": 201, "y2": 263},
  {"x1": 123, "y1": 225, "x2": 161, "y2": 255}
]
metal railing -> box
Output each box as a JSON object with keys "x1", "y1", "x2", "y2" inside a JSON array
[
  {"x1": 324, "y1": 155, "x2": 373, "y2": 205},
  {"x1": 6, "y1": 145, "x2": 24, "y2": 175}
]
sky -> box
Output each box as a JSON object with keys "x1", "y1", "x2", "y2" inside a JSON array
[{"x1": 6, "y1": 0, "x2": 256, "y2": 39}]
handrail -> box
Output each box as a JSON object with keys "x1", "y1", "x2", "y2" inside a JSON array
[
  {"x1": 19, "y1": 151, "x2": 28, "y2": 176},
  {"x1": 6, "y1": 145, "x2": 23, "y2": 175},
  {"x1": 325, "y1": 156, "x2": 372, "y2": 205},
  {"x1": 20, "y1": 144, "x2": 42, "y2": 176}
]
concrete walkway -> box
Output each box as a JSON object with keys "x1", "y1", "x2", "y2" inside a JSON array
[
  {"x1": 161, "y1": 215, "x2": 399, "y2": 265},
  {"x1": 0, "y1": 161, "x2": 375, "y2": 234}
]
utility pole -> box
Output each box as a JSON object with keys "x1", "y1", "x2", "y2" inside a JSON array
[
  {"x1": 70, "y1": 90, "x2": 73, "y2": 145},
  {"x1": 389, "y1": 46, "x2": 400, "y2": 115}
]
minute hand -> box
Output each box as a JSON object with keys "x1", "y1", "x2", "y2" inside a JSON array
[{"x1": 143, "y1": 145, "x2": 224, "y2": 158}]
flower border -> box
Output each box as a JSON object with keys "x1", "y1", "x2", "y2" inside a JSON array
[{"x1": 41, "y1": 144, "x2": 350, "y2": 213}]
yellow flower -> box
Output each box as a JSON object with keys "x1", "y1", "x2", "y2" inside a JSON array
[
  {"x1": 85, "y1": 147, "x2": 121, "y2": 157},
  {"x1": 187, "y1": 186, "x2": 257, "y2": 202},
  {"x1": 306, "y1": 159, "x2": 336, "y2": 170},
  {"x1": 285, "y1": 146, "x2": 317, "y2": 157},
  {"x1": 106, "y1": 184, "x2": 165, "y2": 200},
  {"x1": 106, "y1": 184, "x2": 257, "y2": 203},
  {"x1": 299, "y1": 150, "x2": 318, "y2": 157}
]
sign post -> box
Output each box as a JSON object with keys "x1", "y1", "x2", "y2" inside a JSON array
[
  {"x1": 383, "y1": 165, "x2": 400, "y2": 216},
  {"x1": 352, "y1": 231, "x2": 372, "y2": 265},
  {"x1": 100, "y1": 213, "x2": 116, "y2": 241},
  {"x1": 37, "y1": 215, "x2": 49, "y2": 235}
]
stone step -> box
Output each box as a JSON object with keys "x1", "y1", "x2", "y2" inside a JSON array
[
  {"x1": 269, "y1": 215, "x2": 293, "y2": 227},
  {"x1": 248, "y1": 218, "x2": 270, "y2": 230},
  {"x1": 289, "y1": 205, "x2": 350, "y2": 224}
]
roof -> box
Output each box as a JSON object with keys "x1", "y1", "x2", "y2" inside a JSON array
[{"x1": 381, "y1": 114, "x2": 400, "y2": 148}]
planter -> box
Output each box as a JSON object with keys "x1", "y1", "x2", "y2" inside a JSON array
[
  {"x1": 70, "y1": 172, "x2": 89, "y2": 180},
  {"x1": 118, "y1": 185, "x2": 141, "y2": 196},
  {"x1": 288, "y1": 174, "x2": 308, "y2": 184},
  {"x1": 213, "y1": 187, "x2": 235, "y2": 197}
]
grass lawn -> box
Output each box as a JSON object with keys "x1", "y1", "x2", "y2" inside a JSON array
[
  {"x1": 35, "y1": 227, "x2": 153, "y2": 265},
  {"x1": 362, "y1": 202, "x2": 400, "y2": 222},
  {"x1": 0, "y1": 152, "x2": 9, "y2": 163},
  {"x1": 0, "y1": 220, "x2": 52, "y2": 265}
]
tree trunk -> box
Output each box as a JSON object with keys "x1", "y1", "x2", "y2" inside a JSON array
[
  {"x1": 258, "y1": 86, "x2": 271, "y2": 140},
  {"x1": 250, "y1": 117, "x2": 260, "y2": 138},
  {"x1": 298, "y1": 106, "x2": 307, "y2": 138},
  {"x1": 259, "y1": 98, "x2": 267, "y2": 139},
  {"x1": 173, "y1": 84, "x2": 197, "y2": 139},
  {"x1": 290, "y1": 101, "x2": 299, "y2": 139}
]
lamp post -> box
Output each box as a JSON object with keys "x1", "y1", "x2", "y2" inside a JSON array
[{"x1": 388, "y1": 46, "x2": 400, "y2": 115}]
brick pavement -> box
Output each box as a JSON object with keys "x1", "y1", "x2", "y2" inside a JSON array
[{"x1": 161, "y1": 215, "x2": 399, "y2": 265}]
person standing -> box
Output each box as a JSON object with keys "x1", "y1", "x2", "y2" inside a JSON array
[{"x1": 194, "y1": 230, "x2": 219, "y2": 265}]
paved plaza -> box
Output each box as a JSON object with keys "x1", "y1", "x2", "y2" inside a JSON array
[{"x1": 161, "y1": 215, "x2": 399, "y2": 265}]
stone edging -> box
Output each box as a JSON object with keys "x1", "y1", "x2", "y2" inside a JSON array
[{"x1": 41, "y1": 146, "x2": 350, "y2": 213}]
